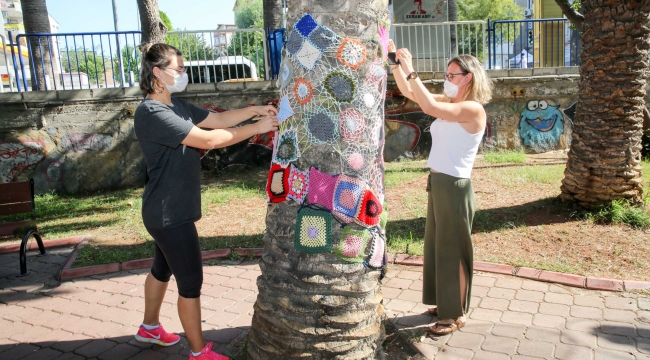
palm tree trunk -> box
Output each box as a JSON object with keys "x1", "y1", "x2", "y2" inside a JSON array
[
  {"x1": 263, "y1": 0, "x2": 284, "y2": 31},
  {"x1": 560, "y1": 0, "x2": 650, "y2": 208},
  {"x1": 137, "y1": 0, "x2": 167, "y2": 47},
  {"x1": 248, "y1": 1, "x2": 390, "y2": 359},
  {"x1": 448, "y1": 0, "x2": 458, "y2": 57},
  {"x1": 20, "y1": 0, "x2": 53, "y2": 91}
]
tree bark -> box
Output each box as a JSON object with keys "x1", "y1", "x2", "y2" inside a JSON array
[
  {"x1": 263, "y1": 0, "x2": 284, "y2": 32},
  {"x1": 560, "y1": 0, "x2": 650, "y2": 208},
  {"x1": 448, "y1": 0, "x2": 458, "y2": 57},
  {"x1": 20, "y1": 0, "x2": 53, "y2": 91},
  {"x1": 554, "y1": 0, "x2": 584, "y2": 32},
  {"x1": 247, "y1": 0, "x2": 390, "y2": 359},
  {"x1": 137, "y1": 0, "x2": 167, "y2": 51}
]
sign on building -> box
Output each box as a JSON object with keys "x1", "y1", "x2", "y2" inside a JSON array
[{"x1": 393, "y1": 0, "x2": 448, "y2": 24}]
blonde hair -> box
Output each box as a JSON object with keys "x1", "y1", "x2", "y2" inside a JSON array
[{"x1": 443, "y1": 54, "x2": 493, "y2": 105}]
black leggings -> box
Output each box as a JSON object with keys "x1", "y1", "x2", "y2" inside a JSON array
[{"x1": 146, "y1": 222, "x2": 203, "y2": 298}]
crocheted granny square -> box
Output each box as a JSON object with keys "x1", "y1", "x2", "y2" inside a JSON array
[
  {"x1": 304, "y1": 108, "x2": 339, "y2": 145},
  {"x1": 295, "y1": 13, "x2": 319, "y2": 38},
  {"x1": 355, "y1": 189, "x2": 383, "y2": 227},
  {"x1": 334, "y1": 227, "x2": 370, "y2": 263},
  {"x1": 294, "y1": 208, "x2": 332, "y2": 254},
  {"x1": 266, "y1": 163, "x2": 290, "y2": 203},
  {"x1": 295, "y1": 40, "x2": 322, "y2": 71},
  {"x1": 323, "y1": 69, "x2": 357, "y2": 104},
  {"x1": 286, "y1": 30, "x2": 304, "y2": 55},
  {"x1": 308, "y1": 167, "x2": 338, "y2": 211},
  {"x1": 277, "y1": 95, "x2": 294, "y2": 123},
  {"x1": 367, "y1": 233, "x2": 385, "y2": 269},
  {"x1": 293, "y1": 78, "x2": 313, "y2": 105},
  {"x1": 308, "y1": 25, "x2": 337, "y2": 51},
  {"x1": 339, "y1": 108, "x2": 365, "y2": 141},
  {"x1": 287, "y1": 165, "x2": 309, "y2": 204},
  {"x1": 337, "y1": 38, "x2": 367, "y2": 70},
  {"x1": 275, "y1": 130, "x2": 300, "y2": 165},
  {"x1": 332, "y1": 175, "x2": 366, "y2": 223}
]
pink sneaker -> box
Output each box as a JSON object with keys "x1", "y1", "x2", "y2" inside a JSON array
[
  {"x1": 134, "y1": 324, "x2": 181, "y2": 346},
  {"x1": 189, "y1": 342, "x2": 230, "y2": 360}
]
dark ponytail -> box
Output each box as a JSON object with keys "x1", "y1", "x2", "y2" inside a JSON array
[{"x1": 139, "y1": 43, "x2": 182, "y2": 94}]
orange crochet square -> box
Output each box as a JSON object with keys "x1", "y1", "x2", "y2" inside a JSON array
[{"x1": 293, "y1": 78, "x2": 314, "y2": 105}]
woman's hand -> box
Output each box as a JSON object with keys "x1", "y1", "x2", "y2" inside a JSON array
[
  {"x1": 396, "y1": 48, "x2": 415, "y2": 74},
  {"x1": 255, "y1": 115, "x2": 279, "y2": 134},
  {"x1": 251, "y1": 105, "x2": 278, "y2": 117},
  {"x1": 388, "y1": 39, "x2": 396, "y2": 53}
]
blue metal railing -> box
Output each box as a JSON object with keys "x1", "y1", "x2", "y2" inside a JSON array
[
  {"x1": 9, "y1": 30, "x2": 142, "y2": 91},
  {"x1": 487, "y1": 18, "x2": 581, "y2": 69},
  {"x1": 266, "y1": 28, "x2": 285, "y2": 80}
]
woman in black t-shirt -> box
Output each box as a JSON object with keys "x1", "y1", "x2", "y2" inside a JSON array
[{"x1": 133, "y1": 43, "x2": 278, "y2": 360}]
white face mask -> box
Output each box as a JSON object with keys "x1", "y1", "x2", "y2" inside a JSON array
[
  {"x1": 443, "y1": 75, "x2": 470, "y2": 98},
  {"x1": 161, "y1": 70, "x2": 189, "y2": 93}
]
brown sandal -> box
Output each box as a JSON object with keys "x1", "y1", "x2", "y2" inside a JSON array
[
  {"x1": 428, "y1": 316, "x2": 466, "y2": 335},
  {"x1": 426, "y1": 307, "x2": 438, "y2": 316}
]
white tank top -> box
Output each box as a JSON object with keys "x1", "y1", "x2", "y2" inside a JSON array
[{"x1": 426, "y1": 119, "x2": 484, "y2": 178}]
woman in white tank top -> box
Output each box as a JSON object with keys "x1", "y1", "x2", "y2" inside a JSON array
[{"x1": 389, "y1": 40, "x2": 493, "y2": 335}]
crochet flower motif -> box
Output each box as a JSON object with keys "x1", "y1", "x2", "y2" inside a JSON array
[
  {"x1": 337, "y1": 38, "x2": 367, "y2": 70},
  {"x1": 293, "y1": 78, "x2": 313, "y2": 105}
]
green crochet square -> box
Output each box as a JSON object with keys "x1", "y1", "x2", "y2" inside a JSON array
[
  {"x1": 334, "y1": 227, "x2": 370, "y2": 263},
  {"x1": 294, "y1": 208, "x2": 333, "y2": 254}
]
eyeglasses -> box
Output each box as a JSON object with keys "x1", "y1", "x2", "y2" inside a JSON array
[
  {"x1": 444, "y1": 72, "x2": 467, "y2": 81},
  {"x1": 164, "y1": 67, "x2": 187, "y2": 75}
]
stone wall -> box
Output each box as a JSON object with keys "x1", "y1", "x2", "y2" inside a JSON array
[{"x1": 0, "y1": 68, "x2": 591, "y2": 194}]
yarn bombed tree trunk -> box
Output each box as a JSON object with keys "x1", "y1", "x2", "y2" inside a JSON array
[{"x1": 248, "y1": 1, "x2": 390, "y2": 359}]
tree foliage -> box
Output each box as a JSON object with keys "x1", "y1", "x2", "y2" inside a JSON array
[
  {"x1": 457, "y1": 0, "x2": 523, "y2": 22},
  {"x1": 235, "y1": 0, "x2": 264, "y2": 29},
  {"x1": 60, "y1": 48, "x2": 106, "y2": 84},
  {"x1": 228, "y1": 0, "x2": 265, "y2": 78}
]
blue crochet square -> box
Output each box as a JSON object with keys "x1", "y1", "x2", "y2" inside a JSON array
[
  {"x1": 332, "y1": 176, "x2": 365, "y2": 223},
  {"x1": 295, "y1": 13, "x2": 319, "y2": 38},
  {"x1": 308, "y1": 26, "x2": 336, "y2": 51}
]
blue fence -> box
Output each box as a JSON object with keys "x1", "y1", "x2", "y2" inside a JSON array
[{"x1": 487, "y1": 18, "x2": 581, "y2": 69}]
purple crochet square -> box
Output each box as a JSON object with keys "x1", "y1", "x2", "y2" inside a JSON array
[{"x1": 307, "y1": 167, "x2": 338, "y2": 211}]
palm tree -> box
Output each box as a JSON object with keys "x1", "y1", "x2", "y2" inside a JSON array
[
  {"x1": 556, "y1": 0, "x2": 650, "y2": 208},
  {"x1": 20, "y1": 0, "x2": 53, "y2": 91},
  {"x1": 448, "y1": 0, "x2": 458, "y2": 57},
  {"x1": 247, "y1": 1, "x2": 390, "y2": 358},
  {"x1": 263, "y1": 0, "x2": 284, "y2": 31},
  {"x1": 137, "y1": 0, "x2": 167, "y2": 47}
]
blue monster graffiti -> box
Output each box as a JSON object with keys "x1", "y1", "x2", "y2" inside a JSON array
[{"x1": 519, "y1": 100, "x2": 565, "y2": 151}]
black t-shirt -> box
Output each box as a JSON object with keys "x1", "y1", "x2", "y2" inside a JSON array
[{"x1": 134, "y1": 97, "x2": 209, "y2": 229}]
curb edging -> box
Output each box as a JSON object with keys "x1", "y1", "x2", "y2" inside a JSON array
[
  {"x1": 390, "y1": 255, "x2": 650, "y2": 292},
  {"x1": 0, "y1": 235, "x2": 86, "y2": 254}
]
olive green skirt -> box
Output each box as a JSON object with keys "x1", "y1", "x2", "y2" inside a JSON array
[{"x1": 423, "y1": 172, "x2": 475, "y2": 319}]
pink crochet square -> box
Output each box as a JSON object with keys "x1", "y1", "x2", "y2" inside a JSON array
[
  {"x1": 307, "y1": 167, "x2": 338, "y2": 211},
  {"x1": 287, "y1": 166, "x2": 309, "y2": 204},
  {"x1": 368, "y1": 234, "x2": 385, "y2": 268},
  {"x1": 342, "y1": 234, "x2": 365, "y2": 258}
]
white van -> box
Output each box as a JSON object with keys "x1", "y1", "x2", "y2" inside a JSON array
[{"x1": 185, "y1": 56, "x2": 259, "y2": 84}]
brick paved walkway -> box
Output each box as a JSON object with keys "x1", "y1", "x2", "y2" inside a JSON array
[{"x1": 0, "y1": 249, "x2": 649, "y2": 359}]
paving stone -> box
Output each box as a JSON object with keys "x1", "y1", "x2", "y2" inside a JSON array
[
  {"x1": 0, "y1": 319, "x2": 32, "y2": 338},
  {"x1": 471, "y1": 285, "x2": 489, "y2": 297},
  {"x1": 381, "y1": 287, "x2": 403, "y2": 300},
  {"x1": 511, "y1": 356, "x2": 546, "y2": 360},
  {"x1": 554, "y1": 343, "x2": 593, "y2": 360},
  {"x1": 595, "y1": 332, "x2": 636, "y2": 352},
  {"x1": 516, "y1": 339, "x2": 555, "y2": 359},
  {"x1": 446, "y1": 331, "x2": 484, "y2": 351},
  {"x1": 31, "y1": 329, "x2": 74, "y2": 347},
  {"x1": 574, "y1": 295, "x2": 605, "y2": 308},
  {"x1": 203, "y1": 327, "x2": 243, "y2": 344},
  {"x1": 215, "y1": 267, "x2": 247, "y2": 278},
  {"x1": 70, "y1": 303, "x2": 108, "y2": 317},
  {"x1": 570, "y1": 305, "x2": 603, "y2": 320},
  {"x1": 412, "y1": 341, "x2": 439, "y2": 359},
  {"x1": 62, "y1": 317, "x2": 103, "y2": 335},
  {"x1": 548, "y1": 284, "x2": 573, "y2": 294},
  {"x1": 481, "y1": 335, "x2": 518, "y2": 355},
  {"x1": 96, "y1": 343, "x2": 140, "y2": 360},
  {"x1": 560, "y1": 328, "x2": 597, "y2": 347},
  {"x1": 565, "y1": 317, "x2": 599, "y2": 333},
  {"x1": 539, "y1": 302, "x2": 570, "y2": 317},
  {"x1": 10, "y1": 325, "x2": 52, "y2": 343},
  {"x1": 396, "y1": 270, "x2": 421, "y2": 280},
  {"x1": 396, "y1": 313, "x2": 432, "y2": 327},
  {"x1": 0, "y1": 343, "x2": 40, "y2": 359},
  {"x1": 532, "y1": 313, "x2": 566, "y2": 330},
  {"x1": 205, "y1": 311, "x2": 240, "y2": 327},
  {"x1": 430, "y1": 346, "x2": 473, "y2": 360},
  {"x1": 521, "y1": 280, "x2": 549, "y2": 292},
  {"x1": 525, "y1": 326, "x2": 561, "y2": 343},
  {"x1": 545, "y1": 292, "x2": 574, "y2": 306},
  {"x1": 638, "y1": 338, "x2": 650, "y2": 355},
  {"x1": 599, "y1": 321, "x2": 637, "y2": 337},
  {"x1": 639, "y1": 298, "x2": 650, "y2": 311},
  {"x1": 638, "y1": 325, "x2": 650, "y2": 338},
  {"x1": 500, "y1": 311, "x2": 533, "y2": 326},
  {"x1": 459, "y1": 319, "x2": 494, "y2": 336},
  {"x1": 51, "y1": 353, "x2": 85, "y2": 360},
  {"x1": 73, "y1": 339, "x2": 117, "y2": 358},
  {"x1": 487, "y1": 287, "x2": 516, "y2": 300},
  {"x1": 89, "y1": 306, "x2": 128, "y2": 322},
  {"x1": 473, "y1": 275, "x2": 497, "y2": 287},
  {"x1": 605, "y1": 297, "x2": 638, "y2": 311},
  {"x1": 469, "y1": 308, "x2": 502, "y2": 322},
  {"x1": 27, "y1": 347, "x2": 63, "y2": 360},
  {"x1": 397, "y1": 289, "x2": 422, "y2": 302},
  {"x1": 515, "y1": 289, "x2": 545, "y2": 303},
  {"x1": 50, "y1": 333, "x2": 94, "y2": 353},
  {"x1": 594, "y1": 347, "x2": 635, "y2": 360},
  {"x1": 126, "y1": 349, "x2": 168, "y2": 360},
  {"x1": 491, "y1": 323, "x2": 526, "y2": 339},
  {"x1": 408, "y1": 281, "x2": 423, "y2": 291},
  {"x1": 227, "y1": 313, "x2": 253, "y2": 328},
  {"x1": 383, "y1": 278, "x2": 413, "y2": 290},
  {"x1": 384, "y1": 299, "x2": 417, "y2": 313},
  {"x1": 479, "y1": 297, "x2": 510, "y2": 311},
  {"x1": 220, "y1": 277, "x2": 252, "y2": 290},
  {"x1": 494, "y1": 277, "x2": 523, "y2": 290},
  {"x1": 603, "y1": 309, "x2": 638, "y2": 323},
  {"x1": 509, "y1": 300, "x2": 539, "y2": 314}
]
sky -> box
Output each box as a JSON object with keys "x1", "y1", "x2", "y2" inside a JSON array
[{"x1": 46, "y1": 0, "x2": 237, "y2": 34}]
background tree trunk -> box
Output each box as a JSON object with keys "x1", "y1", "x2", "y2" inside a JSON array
[
  {"x1": 560, "y1": 0, "x2": 650, "y2": 208},
  {"x1": 137, "y1": 0, "x2": 166, "y2": 48},
  {"x1": 20, "y1": 0, "x2": 53, "y2": 91},
  {"x1": 263, "y1": 0, "x2": 284, "y2": 32},
  {"x1": 248, "y1": 0, "x2": 390, "y2": 359},
  {"x1": 448, "y1": 0, "x2": 458, "y2": 57}
]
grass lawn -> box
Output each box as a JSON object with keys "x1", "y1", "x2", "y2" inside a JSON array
[{"x1": 2, "y1": 153, "x2": 650, "y2": 279}]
